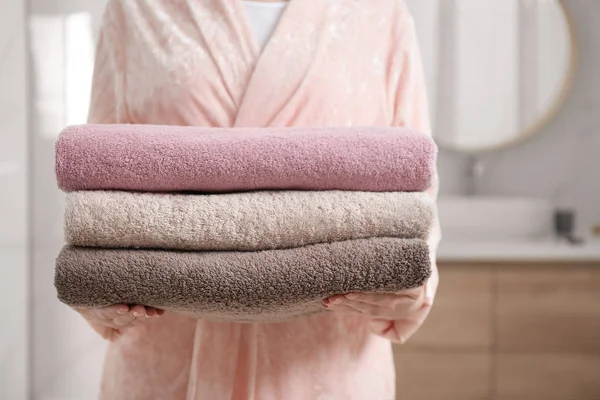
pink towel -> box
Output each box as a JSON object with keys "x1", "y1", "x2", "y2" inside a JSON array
[{"x1": 55, "y1": 124, "x2": 437, "y2": 193}]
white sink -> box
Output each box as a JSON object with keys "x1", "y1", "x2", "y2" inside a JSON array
[{"x1": 437, "y1": 196, "x2": 554, "y2": 242}]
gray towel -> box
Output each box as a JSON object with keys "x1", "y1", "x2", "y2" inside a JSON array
[
  {"x1": 55, "y1": 238, "x2": 431, "y2": 322},
  {"x1": 64, "y1": 190, "x2": 434, "y2": 251}
]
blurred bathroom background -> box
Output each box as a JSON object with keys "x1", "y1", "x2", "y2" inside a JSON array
[{"x1": 1, "y1": 0, "x2": 599, "y2": 399}]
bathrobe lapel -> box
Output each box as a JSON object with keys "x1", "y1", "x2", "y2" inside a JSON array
[
  {"x1": 183, "y1": 0, "x2": 257, "y2": 115},
  {"x1": 117, "y1": 0, "x2": 395, "y2": 127},
  {"x1": 231, "y1": 0, "x2": 331, "y2": 127},
  {"x1": 192, "y1": 0, "x2": 334, "y2": 127},
  {"x1": 230, "y1": 0, "x2": 389, "y2": 127}
]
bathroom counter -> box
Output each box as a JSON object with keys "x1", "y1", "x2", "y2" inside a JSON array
[{"x1": 437, "y1": 238, "x2": 600, "y2": 263}]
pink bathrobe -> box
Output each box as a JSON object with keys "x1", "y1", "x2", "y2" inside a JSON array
[{"x1": 89, "y1": 1, "x2": 440, "y2": 398}]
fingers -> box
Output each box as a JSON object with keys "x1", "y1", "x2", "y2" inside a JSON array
[
  {"x1": 127, "y1": 318, "x2": 152, "y2": 328},
  {"x1": 75, "y1": 304, "x2": 128, "y2": 321},
  {"x1": 324, "y1": 290, "x2": 426, "y2": 320},
  {"x1": 114, "y1": 305, "x2": 152, "y2": 328},
  {"x1": 144, "y1": 306, "x2": 165, "y2": 317},
  {"x1": 96, "y1": 304, "x2": 129, "y2": 320},
  {"x1": 113, "y1": 305, "x2": 166, "y2": 328},
  {"x1": 369, "y1": 319, "x2": 394, "y2": 336},
  {"x1": 345, "y1": 293, "x2": 401, "y2": 308},
  {"x1": 75, "y1": 304, "x2": 165, "y2": 331},
  {"x1": 327, "y1": 300, "x2": 393, "y2": 319},
  {"x1": 138, "y1": 306, "x2": 165, "y2": 318},
  {"x1": 369, "y1": 302, "x2": 433, "y2": 343},
  {"x1": 130, "y1": 304, "x2": 147, "y2": 318},
  {"x1": 323, "y1": 295, "x2": 376, "y2": 316},
  {"x1": 324, "y1": 288, "x2": 424, "y2": 307},
  {"x1": 324, "y1": 304, "x2": 364, "y2": 315},
  {"x1": 145, "y1": 307, "x2": 157, "y2": 317},
  {"x1": 396, "y1": 303, "x2": 433, "y2": 342},
  {"x1": 344, "y1": 289, "x2": 423, "y2": 305},
  {"x1": 322, "y1": 295, "x2": 346, "y2": 306},
  {"x1": 113, "y1": 311, "x2": 138, "y2": 327}
]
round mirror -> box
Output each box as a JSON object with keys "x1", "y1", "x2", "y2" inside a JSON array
[{"x1": 407, "y1": 0, "x2": 577, "y2": 153}]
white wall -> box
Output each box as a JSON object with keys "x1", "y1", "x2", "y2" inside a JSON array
[
  {"x1": 408, "y1": 0, "x2": 600, "y2": 236},
  {"x1": 454, "y1": 0, "x2": 519, "y2": 148},
  {"x1": 476, "y1": 0, "x2": 600, "y2": 237},
  {"x1": 29, "y1": 1, "x2": 108, "y2": 399},
  {"x1": 0, "y1": 0, "x2": 28, "y2": 244},
  {"x1": 0, "y1": 0, "x2": 29, "y2": 398}
]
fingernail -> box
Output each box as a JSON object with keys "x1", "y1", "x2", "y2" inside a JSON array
[
  {"x1": 117, "y1": 309, "x2": 127, "y2": 315},
  {"x1": 346, "y1": 294, "x2": 357, "y2": 300},
  {"x1": 331, "y1": 298, "x2": 341, "y2": 305},
  {"x1": 133, "y1": 312, "x2": 141, "y2": 317}
]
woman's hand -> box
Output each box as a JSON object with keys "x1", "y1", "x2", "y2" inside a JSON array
[
  {"x1": 322, "y1": 287, "x2": 425, "y2": 321},
  {"x1": 75, "y1": 304, "x2": 165, "y2": 340}
]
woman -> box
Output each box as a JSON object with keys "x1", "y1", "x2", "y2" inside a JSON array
[{"x1": 78, "y1": 0, "x2": 440, "y2": 398}]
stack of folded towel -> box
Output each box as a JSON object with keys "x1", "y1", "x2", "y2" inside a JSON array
[{"x1": 54, "y1": 124, "x2": 437, "y2": 322}]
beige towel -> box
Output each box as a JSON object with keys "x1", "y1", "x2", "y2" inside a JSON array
[
  {"x1": 65, "y1": 190, "x2": 434, "y2": 251},
  {"x1": 55, "y1": 238, "x2": 431, "y2": 322}
]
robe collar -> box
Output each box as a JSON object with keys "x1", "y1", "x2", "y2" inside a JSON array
[{"x1": 192, "y1": 0, "x2": 331, "y2": 126}]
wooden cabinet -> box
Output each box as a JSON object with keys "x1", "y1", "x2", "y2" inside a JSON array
[
  {"x1": 395, "y1": 353, "x2": 490, "y2": 400},
  {"x1": 497, "y1": 266, "x2": 600, "y2": 353},
  {"x1": 495, "y1": 265, "x2": 600, "y2": 400},
  {"x1": 394, "y1": 265, "x2": 493, "y2": 399},
  {"x1": 403, "y1": 266, "x2": 493, "y2": 351},
  {"x1": 393, "y1": 262, "x2": 600, "y2": 400},
  {"x1": 496, "y1": 354, "x2": 600, "y2": 400}
]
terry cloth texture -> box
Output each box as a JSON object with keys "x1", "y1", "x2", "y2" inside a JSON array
[
  {"x1": 55, "y1": 238, "x2": 431, "y2": 322},
  {"x1": 55, "y1": 124, "x2": 437, "y2": 193},
  {"x1": 64, "y1": 190, "x2": 435, "y2": 251}
]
